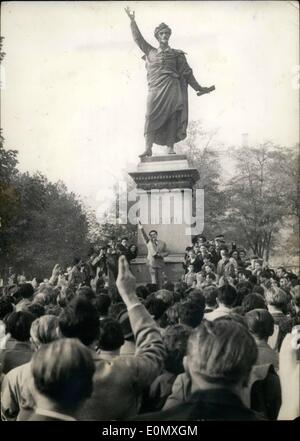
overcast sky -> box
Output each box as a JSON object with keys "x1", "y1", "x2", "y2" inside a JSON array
[{"x1": 1, "y1": 1, "x2": 299, "y2": 208}]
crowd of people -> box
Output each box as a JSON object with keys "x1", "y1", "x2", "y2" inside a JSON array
[{"x1": 0, "y1": 232, "x2": 299, "y2": 421}]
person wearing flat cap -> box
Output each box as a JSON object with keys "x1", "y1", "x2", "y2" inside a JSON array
[{"x1": 125, "y1": 7, "x2": 215, "y2": 158}]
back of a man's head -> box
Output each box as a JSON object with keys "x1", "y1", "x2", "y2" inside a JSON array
[
  {"x1": 235, "y1": 282, "x2": 252, "y2": 306},
  {"x1": 203, "y1": 286, "x2": 218, "y2": 308},
  {"x1": 59, "y1": 296, "x2": 99, "y2": 346},
  {"x1": 186, "y1": 289, "x2": 205, "y2": 309},
  {"x1": 146, "y1": 297, "x2": 168, "y2": 320},
  {"x1": 163, "y1": 324, "x2": 191, "y2": 375},
  {"x1": 16, "y1": 283, "x2": 34, "y2": 300},
  {"x1": 242, "y1": 293, "x2": 267, "y2": 314},
  {"x1": 0, "y1": 296, "x2": 14, "y2": 320},
  {"x1": 27, "y1": 302, "x2": 45, "y2": 318},
  {"x1": 77, "y1": 287, "x2": 96, "y2": 301},
  {"x1": 98, "y1": 318, "x2": 124, "y2": 351},
  {"x1": 217, "y1": 284, "x2": 237, "y2": 308},
  {"x1": 155, "y1": 289, "x2": 174, "y2": 307},
  {"x1": 266, "y1": 287, "x2": 289, "y2": 313},
  {"x1": 245, "y1": 309, "x2": 274, "y2": 341},
  {"x1": 6, "y1": 311, "x2": 36, "y2": 342},
  {"x1": 93, "y1": 294, "x2": 111, "y2": 317},
  {"x1": 178, "y1": 301, "x2": 204, "y2": 328},
  {"x1": 187, "y1": 320, "x2": 257, "y2": 388},
  {"x1": 30, "y1": 315, "x2": 60, "y2": 348},
  {"x1": 31, "y1": 338, "x2": 95, "y2": 411}
]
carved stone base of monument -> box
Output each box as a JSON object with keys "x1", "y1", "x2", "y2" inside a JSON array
[{"x1": 128, "y1": 154, "x2": 200, "y2": 285}]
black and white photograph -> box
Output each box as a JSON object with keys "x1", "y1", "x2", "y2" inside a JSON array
[{"x1": 0, "y1": 0, "x2": 299, "y2": 424}]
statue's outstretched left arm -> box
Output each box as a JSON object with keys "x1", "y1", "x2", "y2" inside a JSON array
[{"x1": 179, "y1": 53, "x2": 215, "y2": 94}]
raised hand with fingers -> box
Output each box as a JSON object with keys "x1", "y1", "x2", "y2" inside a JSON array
[{"x1": 116, "y1": 255, "x2": 138, "y2": 306}]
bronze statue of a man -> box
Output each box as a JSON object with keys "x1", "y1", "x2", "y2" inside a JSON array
[{"x1": 125, "y1": 7, "x2": 215, "y2": 158}]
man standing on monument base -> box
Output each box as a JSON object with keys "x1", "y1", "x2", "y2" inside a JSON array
[
  {"x1": 125, "y1": 7, "x2": 215, "y2": 158},
  {"x1": 138, "y1": 220, "x2": 169, "y2": 289}
]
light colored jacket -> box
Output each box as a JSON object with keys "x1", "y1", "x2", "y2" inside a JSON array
[{"x1": 141, "y1": 228, "x2": 169, "y2": 269}]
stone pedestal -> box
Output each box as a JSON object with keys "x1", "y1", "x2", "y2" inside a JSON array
[{"x1": 128, "y1": 154, "x2": 200, "y2": 285}]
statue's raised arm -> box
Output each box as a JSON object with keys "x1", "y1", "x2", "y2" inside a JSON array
[{"x1": 125, "y1": 6, "x2": 154, "y2": 56}]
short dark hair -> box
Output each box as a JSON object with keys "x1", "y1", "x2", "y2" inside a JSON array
[
  {"x1": 203, "y1": 286, "x2": 218, "y2": 308},
  {"x1": 77, "y1": 287, "x2": 96, "y2": 301},
  {"x1": 235, "y1": 282, "x2": 252, "y2": 306},
  {"x1": 0, "y1": 296, "x2": 14, "y2": 320},
  {"x1": 27, "y1": 302, "x2": 45, "y2": 318},
  {"x1": 163, "y1": 324, "x2": 191, "y2": 375},
  {"x1": 136, "y1": 285, "x2": 150, "y2": 300},
  {"x1": 93, "y1": 294, "x2": 111, "y2": 317},
  {"x1": 16, "y1": 283, "x2": 34, "y2": 299},
  {"x1": 242, "y1": 293, "x2": 266, "y2": 313},
  {"x1": 187, "y1": 320, "x2": 257, "y2": 385},
  {"x1": 59, "y1": 297, "x2": 99, "y2": 346},
  {"x1": 146, "y1": 297, "x2": 168, "y2": 320},
  {"x1": 186, "y1": 289, "x2": 206, "y2": 309},
  {"x1": 149, "y1": 230, "x2": 158, "y2": 235},
  {"x1": 31, "y1": 339, "x2": 95, "y2": 409},
  {"x1": 98, "y1": 318, "x2": 124, "y2": 351},
  {"x1": 260, "y1": 269, "x2": 273, "y2": 280},
  {"x1": 109, "y1": 302, "x2": 126, "y2": 320},
  {"x1": 178, "y1": 301, "x2": 204, "y2": 328},
  {"x1": 6, "y1": 311, "x2": 36, "y2": 342},
  {"x1": 217, "y1": 284, "x2": 237, "y2": 307},
  {"x1": 245, "y1": 309, "x2": 274, "y2": 340},
  {"x1": 206, "y1": 273, "x2": 216, "y2": 281}
]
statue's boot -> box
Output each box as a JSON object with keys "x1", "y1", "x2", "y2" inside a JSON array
[
  {"x1": 167, "y1": 146, "x2": 176, "y2": 155},
  {"x1": 139, "y1": 148, "x2": 152, "y2": 158}
]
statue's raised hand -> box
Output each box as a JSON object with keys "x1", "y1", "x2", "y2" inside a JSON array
[{"x1": 125, "y1": 6, "x2": 135, "y2": 21}]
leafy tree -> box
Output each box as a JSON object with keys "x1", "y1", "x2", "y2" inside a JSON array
[
  {"x1": 223, "y1": 142, "x2": 298, "y2": 261},
  {"x1": 0, "y1": 143, "x2": 90, "y2": 279}
]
